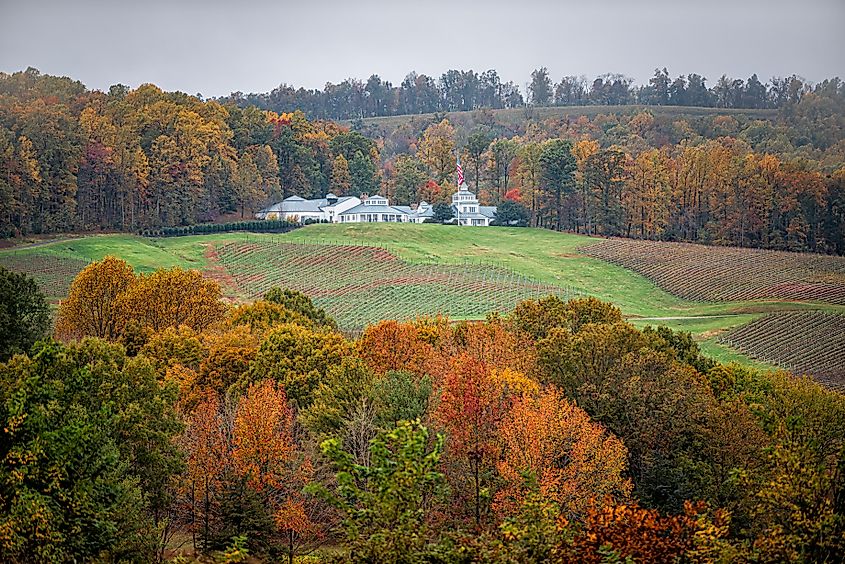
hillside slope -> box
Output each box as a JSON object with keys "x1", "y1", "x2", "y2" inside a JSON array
[{"x1": 1, "y1": 224, "x2": 842, "y2": 383}]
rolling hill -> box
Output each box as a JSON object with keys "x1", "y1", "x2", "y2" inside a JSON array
[{"x1": 1, "y1": 223, "x2": 842, "y2": 386}]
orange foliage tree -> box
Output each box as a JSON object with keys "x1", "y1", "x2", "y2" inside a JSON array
[
  {"x1": 181, "y1": 391, "x2": 228, "y2": 550},
  {"x1": 233, "y1": 380, "x2": 322, "y2": 564},
  {"x1": 433, "y1": 354, "x2": 512, "y2": 528},
  {"x1": 495, "y1": 388, "x2": 631, "y2": 522},
  {"x1": 356, "y1": 319, "x2": 433, "y2": 377},
  {"x1": 559, "y1": 501, "x2": 732, "y2": 563}
]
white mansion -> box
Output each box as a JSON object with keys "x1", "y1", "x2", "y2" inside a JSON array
[{"x1": 256, "y1": 184, "x2": 497, "y2": 226}]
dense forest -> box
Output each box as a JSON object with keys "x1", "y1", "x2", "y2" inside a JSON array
[
  {"x1": 1, "y1": 67, "x2": 843, "y2": 253},
  {"x1": 1, "y1": 261, "x2": 843, "y2": 562},
  {"x1": 220, "y1": 67, "x2": 825, "y2": 119}
]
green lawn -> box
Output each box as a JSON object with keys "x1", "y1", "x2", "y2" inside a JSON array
[{"x1": 4, "y1": 223, "x2": 838, "y2": 372}]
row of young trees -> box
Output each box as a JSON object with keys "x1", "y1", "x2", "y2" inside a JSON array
[
  {"x1": 1, "y1": 261, "x2": 844, "y2": 562},
  {"x1": 221, "y1": 67, "x2": 840, "y2": 120}
]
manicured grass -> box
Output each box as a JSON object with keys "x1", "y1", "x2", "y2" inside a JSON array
[{"x1": 0, "y1": 234, "x2": 205, "y2": 272}]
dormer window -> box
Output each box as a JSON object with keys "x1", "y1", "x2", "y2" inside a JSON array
[{"x1": 367, "y1": 195, "x2": 388, "y2": 206}]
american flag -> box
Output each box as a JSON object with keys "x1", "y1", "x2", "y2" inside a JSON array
[{"x1": 456, "y1": 158, "x2": 464, "y2": 186}]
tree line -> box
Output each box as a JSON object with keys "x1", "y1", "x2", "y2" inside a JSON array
[
  {"x1": 1, "y1": 262, "x2": 844, "y2": 562},
  {"x1": 1, "y1": 67, "x2": 843, "y2": 254},
  {"x1": 219, "y1": 67, "x2": 841, "y2": 120},
  {"x1": 0, "y1": 68, "x2": 385, "y2": 235}
]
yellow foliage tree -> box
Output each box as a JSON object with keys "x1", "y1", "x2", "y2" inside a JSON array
[
  {"x1": 55, "y1": 256, "x2": 136, "y2": 340},
  {"x1": 418, "y1": 119, "x2": 456, "y2": 185},
  {"x1": 330, "y1": 154, "x2": 352, "y2": 196},
  {"x1": 119, "y1": 267, "x2": 227, "y2": 333}
]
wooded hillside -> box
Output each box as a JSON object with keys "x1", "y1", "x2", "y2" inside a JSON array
[{"x1": 1, "y1": 68, "x2": 843, "y2": 254}]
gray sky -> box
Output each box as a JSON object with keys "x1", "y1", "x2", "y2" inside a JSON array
[{"x1": 1, "y1": 0, "x2": 843, "y2": 97}]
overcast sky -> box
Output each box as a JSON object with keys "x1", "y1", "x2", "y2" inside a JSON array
[{"x1": 1, "y1": 0, "x2": 843, "y2": 97}]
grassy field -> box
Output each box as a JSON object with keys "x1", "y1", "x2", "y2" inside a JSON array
[{"x1": 2, "y1": 223, "x2": 842, "y2": 378}]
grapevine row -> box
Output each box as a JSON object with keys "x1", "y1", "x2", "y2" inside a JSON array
[
  {"x1": 214, "y1": 241, "x2": 579, "y2": 331},
  {"x1": 719, "y1": 311, "x2": 845, "y2": 390},
  {"x1": 582, "y1": 238, "x2": 845, "y2": 304}
]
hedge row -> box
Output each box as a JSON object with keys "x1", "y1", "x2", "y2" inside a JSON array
[{"x1": 141, "y1": 220, "x2": 301, "y2": 237}]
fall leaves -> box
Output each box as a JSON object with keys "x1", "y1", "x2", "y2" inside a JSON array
[
  {"x1": 56, "y1": 256, "x2": 226, "y2": 342},
  {"x1": 31, "y1": 260, "x2": 845, "y2": 561}
]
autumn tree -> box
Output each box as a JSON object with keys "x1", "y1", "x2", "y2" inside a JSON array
[
  {"x1": 119, "y1": 267, "x2": 228, "y2": 334},
  {"x1": 509, "y1": 295, "x2": 622, "y2": 340},
  {"x1": 55, "y1": 255, "x2": 136, "y2": 340},
  {"x1": 330, "y1": 154, "x2": 352, "y2": 196},
  {"x1": 529, "y1": 67, "x2": 553, "y2": 106},
  {"x1": 495, "y1": 388, "x2": 631, "y2": 522},
  {"x1": 246, "y1": 323, "x2": 352, "y2": 407},
  {"x1": 625, "y1": 148, "x2": 671, "y2": 238},
  {"x1": 229, "y1": 300, "x2": 317, "y2": 335},
  {"x1": 488, "y1": 138, "x2": 518, "y2": 200},
  {"x1": 233, "y1": 151, "x2": 263, "y2": 218},
  {"x1": 299, "y1": 356, "x2": 376, "y2": 440},
  {"x1": 585, "y1": 148, "x2": 628, "y2": 235},
  {"x1": 311, "y1": 420, "x2": 445, "y2": 562},
  {"x1": 372, "y1": 370, "x2": 433, "y2": 429},
  {"x1": 559, "y1": 501, "x2": 733, "y2": 563},
  {"x1": 356, "y1": 319, "x2": 432, "y2": 377},
  {"x1": 197, "y1": 326, "x2": 260, "y2": 396},
  {"x1": 539, "y1": 139, "x2": 576, "y2": 230},
  {"x1": 465, "y1": 129, "x2": 492, "y2": 191},
  {"x1": 0, "y1": 339, "x2": 183, "y2": 562},
  {"x1": 181, "y1": 391, "x2": 229, "y2": 551},
  {"x1": 263, "y1": 287, "x2": 337, "y2": 330},
  {"x1": 515, "y1": 141, "x2": 543, "y2": 224},
  {"x1": 434, "y1": 354, "x2": 511, "y2": 527},
  {"x1": 390, "y1": 154, "x2": 426, "y2": 204},
  {"x1": 418, "y1": 119, "x2": 456, "y2": 185},
  {"x1": 233, "y1": 380, "x2": 319, "y2": 563},
  {"x1": 572, "y1": 139, "x2": 600, "y2": 233}
]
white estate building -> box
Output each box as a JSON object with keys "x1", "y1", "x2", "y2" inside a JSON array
[
  {"x1": 256, "y1": 184, "x2": 497, "y2": 225},
  {"x1": 451, "y1": 184, "x2": 497, "y2": 226},
  {"x1": 255, "y1": 193, "x2": 360, "y2": 222}
]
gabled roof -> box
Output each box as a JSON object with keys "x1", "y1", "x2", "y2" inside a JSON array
[
  {"x1": 411, "y1": 206, "x2": 434, "y2": 218},
  {"x1": 321, "y1": 196, "x2": 356, "y2": 209},
  {"x1": 280, "y1": 198, "x2": 324, "y2": 213},
  {"x1": 479, "y1": 206, "x2": 497, "y2": 219}
]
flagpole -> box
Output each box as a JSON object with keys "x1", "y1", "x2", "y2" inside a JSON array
[{"x1": 455, "y1": 148, "x2": 460, "y2": 227}]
